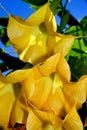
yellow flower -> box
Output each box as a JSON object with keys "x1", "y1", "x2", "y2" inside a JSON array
[
  {"x1": 0, "y1": 75, "x2": 21, "y2": 129},
  {"x1": 5, "y1": 53, "x2": 70, "y2": 115},
  {"x1": 0, "y1": 53, "x2": 86, "y2": 129},
  {"x1": 7, "y1": 3, "x2": 76, "y2": 64}
]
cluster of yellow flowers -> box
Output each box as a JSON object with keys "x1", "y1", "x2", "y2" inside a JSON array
[{"x1": 0, "y1": 3, "x2": 87, "y2": 130}]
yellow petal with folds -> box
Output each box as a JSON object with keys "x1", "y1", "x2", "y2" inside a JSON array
[
  {"x1": 63, "y1": 76, "x2": 87, "y2": 109},
  {"x1": 53, "y1": 33, "x2": 76, "y2": 56},
  {"x1": 46, "y1": 35, "x2": 61, "y2": 55},
  {"x1": 7, "y1": 15, "x2": 34, "y2": 54},
  {"x1": 0, "y1": 83, "x2": 16, "y2": 127},
  {"x1": 21, "y1": 25, "x2": 48, "y2": 64},
  {"x1": 26, "y1": 3, "x2": 57, "y2": 33},
  {"x1": 62, "y1": 106, "x2": 83, "y2": 130},
  {"x1": 47, "y1": 33, "x2": 76, "y2": 57},
  {"x1": 38, "y1": 52, "x2": 71, "y2": 82},
  {"x1": 37, "y1": 53, "x2": 60, "y2": 76},
  {"x1": 44, "y1": 83, "x2": 67, "y2": 117},
  {"x1": 26, "y1": 108, "x2": 42, "y2": 130},
  {"x1": 11, "y1": 96, "x2": 28, "y2": 127},
  {"x1": 22, "y1": 74, "x2": 52, "y2": 108},
  {"x1": 33, "y1": 109, "x2": 62, "y2": 127},
  {"x1": 1, "y1": 69, "x2": 30, "y2": 83},
  {"x1": 57, "y1": 53, "x2": 71, "y2": 82}
]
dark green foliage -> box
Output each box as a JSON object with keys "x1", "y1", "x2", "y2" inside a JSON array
[
  {"x1": 64, "y1": 16, "x2": 87, "y2": 82},
  {"x1": 60, "y1": 11, "x2": 70, "y2": 30},
  {"x1": 0, "y1": 27, "x2": 9, "y2": 46},
  {"x1": 0, "y1": 18, "x2": 8, "y2": 27},
  {"x1": 78, "y1": 101, "x2": 87, "y2": 126},
  {"x1": 68, "y1": 56, "x2": 87, "y2": 81},
  {"x1": 22, "y1": 0, "x2": 48, "y2": 6},
  {"x1": 50, "y1": 0, "x2": 61, "y2": 15}
]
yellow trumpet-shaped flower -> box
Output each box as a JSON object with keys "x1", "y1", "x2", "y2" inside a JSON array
[
  {"x1": 7, "y1": 3, "x2": 76, "y2": 64},
  {"x1": 0, "y1": 53, "x2": 86, "y2": 129}
]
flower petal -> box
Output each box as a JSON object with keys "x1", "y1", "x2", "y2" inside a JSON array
[
  {"x1": 63, "y1": 76, "x2": 87, "y2": 109},
  {"x1": 7, "y1": 15, "x2": 33, "y2": 54},
  {"x1": 54, "y1": 33, "x2": 76, "y2": 56},
  {"x1": 33, "y1": 109, "x2": 62, "y2": 127},
  {"x1": 7, "y1": 3, "x2": 75, "y2": 64},
  {"x1": 37, "y1": 53, "x2": 60, "y2": 76},
  {"x1": 11, "y1": 96, "x2": 28, "y2": 127},
  {"x1": 57, "y1": 53, "x2": 71, "y2": 82},
  {"x1": 62, "y1": 106, "x2": 83, "y2": 130},
  {"x1": 43, "y1": 79, "x2": 69, "y2": 117},
  {"x1": 22, "y1": 75, "x2": 52, "y2": 108},
  {"x1": 26, "y1": 3, "x2": 57, "y2": 33},
  {"x1": 0, "y1": 69, "x2": 30, "y2": 83},
  {"x1": 0, "y1": 83, "x2": 17, "y2": 127},
  {"x1": 26, "y1": 108, "x2": 42, "y2": 130}
]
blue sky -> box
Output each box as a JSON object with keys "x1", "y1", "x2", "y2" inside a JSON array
[
  {"x1": 66, "y1": 0, "x2": 87, "y2": 20},
  {"x1": 0, "y1": 0, "x2": 87, "y2": 20},
  {"x1": 0, "y1": 0, "x2": 35, "y2": 19}
]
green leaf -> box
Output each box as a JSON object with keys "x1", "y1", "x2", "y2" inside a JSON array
[
  {"x1": 66, "y1": 38, "x2": 87, "y2": 61},
  {"x1": 72, "y1": 48, "x2": 86, "y2": 54},
  {"x1": 80, "y1": 16, "x2": 87, "y2": 30},
  {"x1": 50, "y1": 0, "x2": 61, "y2": 15},
  {"x1": 68, "y1": 56, "x2": 87, "y2": 81},
  {"x1": 22, "y1": 0, "x2": 48, "y2": 6},
  {"x1": 0, "y1": 27, "x2": 10, "y2": 47},
  {"x1": 60, "y1": 11, "x2": 70, "y2": 30},
  {"x1": 0, "y1": 28, "x2": 5, "y2": 38},
  {"x1": 65, "y1": 25, "x2": 84, "y2": 36},
  {"x1": 84, "y1": 127, "x2": 87, "y2": 130}
]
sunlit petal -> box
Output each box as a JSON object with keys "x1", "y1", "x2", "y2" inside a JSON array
[
  {"x1": 63, "y1": 76, "x2": 87, "y2": 109},
  {"x1": 33, "y1": 109, "x2": 62, "y2": 127},
  {"x1": 11, "y1": 96, "x2": 28, "y2": 127},
  {"x1": 62, "y1": 106, "x2": 83, "y2": 130},
  {"x1": 43, "y1": 74, "x2": 70, "y2": 117},
  {"x1": 0, "y1": 83, "x2": 18, "y2": 127},
  {"x1": 54, "y1": 33, "x2": 75, "y2": 56},
  {"x1": 22, "y1": 75, "x2": 52, "y2": 108},
  {"x1": 0, "y1": 69, "x2": 30, "y2": 83},
  {"x1": 56, "y1": 53, "x2": 71, "y2": 82},
  {"x1": 26, "y1": 108, "x2": 42, "y2": 130},
  {"x1": 26, "y1": 3, "x2": 57, "y2": 33},
  {"x1": 7, "y1": 15, "x2": 33, "y2": 54},
  {"x1": 37, "y1": 53, "x2": 60, "y2": 76}
]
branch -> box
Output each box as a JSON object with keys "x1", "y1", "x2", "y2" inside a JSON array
[
  {"x1": 0, "y1": 48, "x2": 33, "y2": 72},
  {"x1": 58, "y1": 9, "x2": 82, "y2": 27}
]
